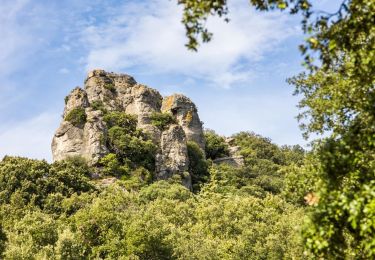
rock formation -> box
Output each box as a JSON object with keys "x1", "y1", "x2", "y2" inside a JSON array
[{"x1": 52, "y1": 70, "x2": 205, "y2": 189}]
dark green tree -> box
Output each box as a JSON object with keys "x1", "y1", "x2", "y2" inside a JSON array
[
  {"x1": 204, "y1": 129, "x2": 229, "y2": 160},
  {"x1": 187, "y1": 141, "x2": 209, "y2": 191},
  {"x1": 178, "y1": 0, "x2": 375, "y2": 257}
]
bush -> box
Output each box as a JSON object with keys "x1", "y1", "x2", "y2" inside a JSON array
[
  {"x1": 0, "y1": 156, "x2": 94, "y2": 209},
  {"x1": 90, "y1": 100, "x2": 107, "y2": 114},
  {"x1": 103, "y1": 112, "x2": 137, "y2": 133},
  {"x1": 107, "y1": 126, "x2": 156, "y2": 171},
  {"x1": 103, "y1": 83, "x2": 116, "y2": 92},
  {"x1": 150, "y1": 112, "x2": 176, "y2": 130},
  {"x1": 204, "y1": 129, "x2": 229, "y2": 160},
  {"x1": 100, "y1": 153, "x2": 130, "y2": 177},
  {"x1": 64, "y1": 107, "x2": 87, "y2": 127},
  {"x1": 187, "y1": 141, "x2": 209, "y2": 191},
  {"x1": 100, "y1": 112, "x2": 157, "y2": 176}
]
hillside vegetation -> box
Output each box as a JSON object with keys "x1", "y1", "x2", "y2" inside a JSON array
[{"x1": 0, "y1": 131, "x2": 309, "y2": 259}]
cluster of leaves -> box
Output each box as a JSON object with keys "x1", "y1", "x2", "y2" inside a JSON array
[
  {"x1": 204, "y1": 129, "x2": 230, "y2": 160},
  {"x1": 0, "y1": 151, "x2": 305, "y2": 259},
  {"x1": 149, "y1": 112, "x2": 177, "y2": 130},
  {"x1": 64, "y1": 107, "x2": 87, "y2": 127},
  {"x1": 100, "y1": 112, "x2": 157, "y2": 182},
  {"x1": 287, "y1": 1, "x2": 375, "y2": 257},
  {"x1": 177, "y1": 0, "x2": 311, "y2": 50},
  {"x1": 178, "y1": 0, "x2": 374, "y2": 257}
]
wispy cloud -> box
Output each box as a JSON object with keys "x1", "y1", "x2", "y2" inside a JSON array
[
  {"x1": 0, "y1": 0, "x2": 34, "y2": 76},
  {"x1": 82, "y1": 0, "x2": 297, "y2": 88}
]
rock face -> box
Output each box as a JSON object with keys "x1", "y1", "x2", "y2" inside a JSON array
[
  {"x1": 161, "y1": 94, "x2": 205, "y2": 151},
  {"x1": 52, "y1": 70, "x2": 205, "y2": 189}
]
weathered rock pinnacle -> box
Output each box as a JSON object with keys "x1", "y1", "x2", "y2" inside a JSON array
[{"x1": 52, "y1": 69, "x2": 205, "y2": 189}]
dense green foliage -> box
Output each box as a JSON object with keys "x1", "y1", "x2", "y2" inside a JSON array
[
  {"x1": 0, "y1": 156, "x2": 93, "y2": 210},
  {"x1": 150, "y1": 112, "x2": 177, "y2": 130},
  {"x1": 64, "y1": 107, "x2": 87, "y2": 127},
  {"x1": 0, "y1": 130, "x2": 308, "y2": 259},
  {"x1": 103, "y1": 82, "x2": 116, "y2": 92},
  {"x1": 101, "y1": 112, "x2": 157, "y2": 178},
  {"x1": 233, "y1": 132, "x2": 305, "y2": 197},
  {"x1": 178, "y1": 0, "x2": 375, "y2": 257},
  {"x1": 187, "y1": 141, "x2": 209, "y2": 191},
  {"x1": 204, "y1": 129, "x2": 229, "y2": 160},
  {"x1": 90, "y1": 100, "x2": 107, "y2": 114}
]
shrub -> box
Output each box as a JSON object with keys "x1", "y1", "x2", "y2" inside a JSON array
[
  {"x1": 0, "y1": 156, "x2": 94, "y2": 209},
  {"x1": 100, "y1": 153, "x2": 130, "y2": 177},
  {"x1": 103, "y1": 112, "x2": 137, "y2": 133},
  {"x1": 204, "y1": 129, "x2": 229, "y2": 160},
  {"x1": 65, "y1": 107, "x2": 87, "y2": 127},
  {"x1": 104, "y1": 83, "x2": 116, "y2": 92},
  {"x1": 187, "y1": 141, "x2": 209, "y2": 192},
  {"x1": 90, "y1": 100, "x2": 107, "y2": 114},
  {"x1": 100, "y1": 112, "x2": 157, "y2": 176},
  {"x1": 107, "y1": 126, "x2": 156, "y2": 171},
  {"x1": 150, "y1": 112, "x2": 176, "y2": 130}
]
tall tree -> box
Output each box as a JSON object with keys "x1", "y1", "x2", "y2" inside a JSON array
[{"x1": 177, "y1": 0, "x2": 375, "y2": 257}]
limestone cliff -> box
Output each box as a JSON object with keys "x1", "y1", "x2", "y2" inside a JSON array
[{"x1": 51, "y1": 70, "x2": 205, "y2": 189}]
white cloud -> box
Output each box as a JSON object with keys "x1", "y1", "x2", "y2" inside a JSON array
[
  {"x1": 82, "y1": 0, "x2": 297, "y2": 88},
  {"x1": 0, "y1": 0, "x2": 34, "y2": 76},
  {"x1": 0, "y1": 112, "x2": 60, "y2": 162}
]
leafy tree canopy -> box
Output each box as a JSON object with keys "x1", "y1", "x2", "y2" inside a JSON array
[{"x1": 177, "y1": 0, "x2": 374, "y2": 257}]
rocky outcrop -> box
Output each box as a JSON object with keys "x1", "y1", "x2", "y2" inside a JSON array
[
  {"x1": 52, "y1": 109, "x2": 109, "y2": 164},
  {"x1": 161, "y1": 94, "x2": 205, "y2": 151},
  {"x1": 52, "y1": 70, "x2": 203, "y2": 189},
  {"x1": 155, "y1": 125, "x2": 191, "y2": 187}
]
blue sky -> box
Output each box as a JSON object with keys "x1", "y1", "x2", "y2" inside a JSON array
[{"x1": 0, "y1": 0, "x2": 341, "y2": 161}]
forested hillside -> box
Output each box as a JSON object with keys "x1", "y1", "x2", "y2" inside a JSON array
[{"x1": 0, "y1": 130, "x2": 309, "y2": 259}]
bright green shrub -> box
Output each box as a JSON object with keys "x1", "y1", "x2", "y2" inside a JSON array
[
  {"x1": 119, "y1": 167, "x2": 153, "y2": 191},
  {"x1": 204, "y1": 129, "x2": 229, "y2": 160},
  {"x1": 139, "y1": 181, "x2": 192, "y2": 203},
  {"x1": 150, "y1": 112, "x2": 176, "y2": 130},
  {"x1": 103, "y1": 111, "x2": 137, "y2": 132},
  {"x1": 4, "y1": 211, "x2": 58, "y2": 258},
  {"x1": 100, "y1": 153, "x2": 130, "y2": 177},
  {"x1": 64, "y1": 107, "x2": 87, "y2": 127},
  {"x1": 0, "y1": 156, "x2": 94, "y2": 209},
  {"x1": 55, "y1": 229, "x2": 85, "y2": 260}
]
